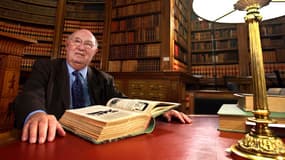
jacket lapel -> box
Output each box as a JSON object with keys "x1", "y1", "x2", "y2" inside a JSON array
[
  {"x1": 87, "y1": 67, "x2": 102, "y2": 105},
  {"x1": 56, "y1": 60, "x2": 70, "y2": 109}
]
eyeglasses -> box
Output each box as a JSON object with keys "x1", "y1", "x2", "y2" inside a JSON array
[{"x1": 70, "y1": 38, "x2": 95, "y2": 49}]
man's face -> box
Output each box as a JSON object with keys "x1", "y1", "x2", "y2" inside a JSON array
[{"x1": 65, "y1": 30, "x2": 98, "y2": 70}]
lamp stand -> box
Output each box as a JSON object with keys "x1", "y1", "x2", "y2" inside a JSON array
[{"x1": 230, "y1": 1, "x2": 285, "y2": 159}]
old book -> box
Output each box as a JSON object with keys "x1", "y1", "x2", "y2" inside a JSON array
[
  {"x1": 59, "y1": 97, "x2": 179, "y2": 144},
  {"x1": 217, "y1": 104, "x2": 285, "y2": 133},
  {"x1": 235, "y1": 93, "x2": 285, "y2": 112}
]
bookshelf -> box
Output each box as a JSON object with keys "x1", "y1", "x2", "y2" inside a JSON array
[
  {"x1": 0, "y1": 32, "x2": 37, "y2": 132},
  {"x1": 260, "y1": 16, "x2": 285, "y2": 86},
  {"x1": 60, "y1": 0, "x2": 105, "y2": 69},
  {"x1": 0, "y1": 0, "x2": 57, "y2": 72},
  {"x1": 190, "y1": 13, "x2": 285, "y2": 91},
  {"x1": 191, "y1": 20, "x2": 241, "y2": 79},
  {"x1": 102, "y1": 0, "x2": 191, "y2": 72},
  {"x1": 0, "y1": 21, "x2": 55, "y2": 72},
  {"x1": 109, "y1": 72, "x2": 198, "y2": 114},
  {"x1": 0, "y1": 0, "x2": 105, "y2": 72}
]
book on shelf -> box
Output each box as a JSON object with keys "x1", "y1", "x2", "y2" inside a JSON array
[
  {"x1": 217, "y1": 104, "x2": 285, "y2": 133},
  {"x1": 235, "y1": 93, "x2": 285, "y2": 112},
  {"x1": 59, "y1": 97, "x2": 179, "y2": 144}
]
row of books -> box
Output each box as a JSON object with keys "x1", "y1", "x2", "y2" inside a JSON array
[
  {"x1": 109, "y1": 44, "x2": 161, "y2": 59},
  {"x1": 262, "y1": 38, "x2": 284, "y2": 49},
  {"x1": 192, "y1": 63, "x2": 285, "y2": 79},
  {"x1": 174, "y1": 3, "x2": 188, "y2": 30},
  {"x1": 174, "y1": 27, "x2": 188, "y2": 50},
  {"x1": 173, "y1": 0, "x2": 190, "y2": 66},
  {"x1": 192, "y1": 39, "x2": 238, "y2": 51},
  {"x1": 262, "y1": 50, "x2": 277, "y2": 63},
  {"x1": 112, "y1": 0, "x2": 150, "y2": 7},
  {"x1": 108, "y1": 59, "x2": 160, "y2": 72},
  {"x1": 192, "y1": 52, "x2": 238, "y2": 65},
  {"x1": 174, "y1": 0, "x2": 188, "y2": 17},
  {"x1": 191, "y1": 64, "x2": 240, "y2": 78},
  {"x1": 64, "y1": 20, "x2": 104, "y2": 33},
  {"x1": 264, "y1": 63, "x2": 285, "y2": 74},
  {"x1": 111, "y1": 0, "x2": 160, "y2": 18},
  {"x1": 110, "y1": 28, "x2": 160, "y2": 44},
  {"x1": 174, "y1": 13, "x2": 187, "y2": 34},
  {"x1": 172, "y1": 59, "x2": 188, "y2": 72},
  {"x1": 0, "y1": 55, "x2": 21, "y2": 70},
  {"x1": 191, "y1": 20, "x2": 236, "y2": 31},
  {"x1": 0, "y1": 40, "x2": 27, "y2": 56},
  {"x1": 65, "y1": 9, "x2": 104, "y2": 21},
  {"x1": 174, "y1": 44, "x2": 188, "y2": 64},
  {"x1": 23, "y1": 43, "x2": 52, "y2": 57},
  {"x1": 174, "y1": 18, "x2": 188, "y2": 39},
  {"x1": 0, "y1": 21, "x2": 53, "y2": 41},
  {"x1": 191, "y1": 29, "x2": 237, "y2": 41},
  {"x1": 260, "y1": 23, "x2": 285, "y2": 36},
  {"x1": 111, "y1": 14, "x2": 160, "y2": 32},
  {"x1": 21, "y1": 58, "x2": 36, "y2": 71}
]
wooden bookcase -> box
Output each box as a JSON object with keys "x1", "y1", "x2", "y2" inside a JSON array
[
  {"x1": 0, "y1": 32, "x2": 36, "y2": 132},
  {"x1": 0, "y1": 0, "x2": 105, "y2": 72},
  {"x1": 0, "y1": 0, "x2": 57, "y2": 72},
  {"x1": 190, "y1": 13, "x2": 285, "y2": 91},
  {"x1": 102, "y1": 0, "x2": 191, "y2": 72},
  {"x1": 109, "y1": 72, "x2": 198, "y2": 114},
  {"x1": 59, "y1": 0, "x2": 105, "y2": 69},
  {"x1": 0, "y1": 21, "x2": 55, "y2": 72},
  {"x1": 260, "y1": 16, "x2": 285, "y2": 87},
  {"x1": 190, "y1": 19, "x2": 247, "y2": 79}
]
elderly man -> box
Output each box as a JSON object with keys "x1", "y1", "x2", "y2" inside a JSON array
[{"x1": 13, "y1": 29, "x2": 191, "y2": 144}]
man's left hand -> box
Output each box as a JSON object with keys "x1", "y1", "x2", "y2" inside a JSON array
[{"x1": 163, "y1": 110, "x2": 192, "y2": 124}]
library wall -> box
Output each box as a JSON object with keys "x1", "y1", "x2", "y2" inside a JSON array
[
  {"x1": 0, "y1": 0, "x2": 57, "y2": 72},
  {"x1": 102, "y1": 0, "x2": 191, "y2": 72},
  {"x1": 190, "y1": 13, "x2": 285, "y2": 91},
  {"x1": 0, "y1": 0, "x2": 105, "y2": 72}
]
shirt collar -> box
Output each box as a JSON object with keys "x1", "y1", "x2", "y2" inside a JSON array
[{"x1": 66, "y1": 61, "x2": 88, "y2": 79}]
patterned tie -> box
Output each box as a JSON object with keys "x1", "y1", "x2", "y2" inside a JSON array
[{"x1": 72, "y1": 71, "x2": 85, "y2": 108}]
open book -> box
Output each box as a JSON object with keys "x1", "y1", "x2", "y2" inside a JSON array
[{"x1": 59, "y1": 98, "x2": 179, "y2": 144}]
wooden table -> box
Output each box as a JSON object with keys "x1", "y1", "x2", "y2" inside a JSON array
[{"x1": 0, "y1": 115, "x2": 245, "y2": 160}]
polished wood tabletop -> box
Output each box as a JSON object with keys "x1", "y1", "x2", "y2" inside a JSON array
[{"x1": 0, "y1": 115, "x2": 245, "y2": 160}]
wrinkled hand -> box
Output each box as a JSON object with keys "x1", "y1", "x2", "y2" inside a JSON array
[
  {"x1": 163, "y1": 110, "x2": 192, "y2": 124},
  {"x1": 22, "y1": 112, "x2": 66, "y2": 144}
]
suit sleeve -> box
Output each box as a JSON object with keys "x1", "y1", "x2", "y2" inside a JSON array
[
  {"x1": 93, "y1": 70, "x2": 127, "y2": 105},
  {"x1": 13, "y1": 59, "x2": 51, "y2": 128}
]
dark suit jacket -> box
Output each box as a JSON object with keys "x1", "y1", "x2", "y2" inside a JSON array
[{"x1": 13, "y1": 58, "x2": 125, "y2": 128}]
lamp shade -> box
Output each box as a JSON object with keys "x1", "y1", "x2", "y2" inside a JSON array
[{"x1": 192, "y1": 0, "x2": 285, "y2": 23}]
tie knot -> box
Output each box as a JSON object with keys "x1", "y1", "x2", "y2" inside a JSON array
[{"x1": 72, "y1": 71, "x2": 82, "y2": 79}]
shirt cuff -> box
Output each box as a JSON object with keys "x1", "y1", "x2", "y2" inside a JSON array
[{"x1": 24, "y1": 110, "x2": 46, "y2": 124}]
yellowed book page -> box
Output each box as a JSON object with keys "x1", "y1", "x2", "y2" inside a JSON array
[
  {"x1": 65, "y1": 105, "x2": 143, "y2": 125},
  {"x1": 106, "y1": 98, "x2": 179, "y2": 117}
]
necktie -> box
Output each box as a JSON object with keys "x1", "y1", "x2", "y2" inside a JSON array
[{"x1": 72, "y1": 71, "x2": 85, "y2": 108}]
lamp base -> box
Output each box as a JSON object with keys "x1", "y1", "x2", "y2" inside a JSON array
[{"x1": 231, "y1": 132, "x2": 285, "y2": 160}]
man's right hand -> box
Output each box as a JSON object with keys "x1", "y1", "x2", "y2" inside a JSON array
[{"x1": 21, "y1": 112, "x2": 66, "y2": 144}]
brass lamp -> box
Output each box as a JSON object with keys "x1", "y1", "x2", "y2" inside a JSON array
[{"x1": 192, "y1": 0, "x2": 285, "y2": 159}]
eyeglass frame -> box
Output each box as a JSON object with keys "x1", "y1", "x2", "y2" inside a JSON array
[{"x1": 69, "y1": 37, "x2": 97, "y2": 49}]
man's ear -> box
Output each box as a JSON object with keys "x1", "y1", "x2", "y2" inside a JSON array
[
  {"x1": 94, "y1": 48, "x2": 98, "y2": 54},
  {"x1": 65, "y1": 39, "x2": 69, "y2": 47}
]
